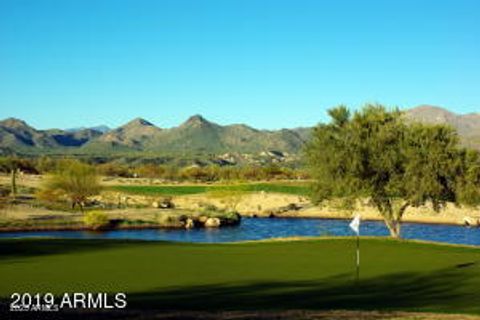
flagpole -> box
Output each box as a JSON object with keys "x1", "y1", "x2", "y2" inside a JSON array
[
  {"x1": 349, "y1": 214, "x2": 361, "y2": 284},
  {"x1": 356, "y1": 233, "x2": 360, "y2": 283}
]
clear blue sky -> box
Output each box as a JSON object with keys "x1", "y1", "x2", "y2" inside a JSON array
[{"x1": 0, "y1": 0, "x2": 479, "y2": 130}]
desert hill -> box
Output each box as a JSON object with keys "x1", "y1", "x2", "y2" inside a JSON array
[{"x1": 1, "y1": 105, "x2": 478, "y2": 156}]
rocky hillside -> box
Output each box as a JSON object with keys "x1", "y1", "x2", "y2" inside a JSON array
[
  {"x1": 1, "y1": 106, "x2": 478, "y2": 156},
  {"x1": 0, "y1": 118, "x2": 104, "y2": 152},
  {"x1": 405, "y1": 105, "x2": 480, "y2": 150},
  {"x1": 82, "y1": 115, "x2": 306, "y2": 154},
  {"x1": 0, "y1": 115, "x2": 307, "y2": 155}
]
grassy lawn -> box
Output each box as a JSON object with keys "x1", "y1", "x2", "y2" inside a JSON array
[
  {"x1": 0, "y1": 238, "x2": 479, "y2": 315},
  {"x1": 110, "y1": 182, "x2": 310, "y2": 196}
]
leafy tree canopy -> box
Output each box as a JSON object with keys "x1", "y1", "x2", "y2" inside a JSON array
[{"x1": 305, "y1": 104, "x2": 480, "y2": 237}]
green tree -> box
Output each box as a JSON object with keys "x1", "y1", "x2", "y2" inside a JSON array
[
  {"x1": 40, "y1": 160, "x2": 102, "y2": 212},
  {"x1": 305, "y1": 104, "x2": 480, "y2": 237},
  {"x1": 456, "y1": 149, "x2": 480, "y2": 207}
]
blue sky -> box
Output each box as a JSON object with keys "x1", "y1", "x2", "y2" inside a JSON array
[{"x1": 0, "y1": 0, "x2": 479, "y2": 130}]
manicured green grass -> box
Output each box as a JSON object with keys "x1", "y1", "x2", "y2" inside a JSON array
[
  {"x1": 110, "y1": 182, "x2": 310, "y2": 196},
  {"x1": 0, "y1": 238, "x2": 479, "y2": 314},
  {"x1": 111, "y1": 184, "x2": 209, "y2": 195}
]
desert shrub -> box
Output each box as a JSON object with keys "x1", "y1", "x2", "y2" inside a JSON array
[
  {"x1": 216, "y1": 167, "x2": 241, "y2": 181},
  {"x1": 0, "y1": 157, "x2": 38, "y2": 175},
  {"x1": 97, "y1": 163, "x2": 131, "y2": 177},
  {"x1": 239, "y1": 166, "x2": 267, "y2": 181},
  {"x1": 0, "y1": 186, "x2": 10, "y2": 198},
  {"x1": 40, "y1": 160, "x2": 102, "y2": 212},
  {"x1": 157, "y1": 212, "x2": 185, "y2": 228},
  {"x1": 35, "y1": 188, "x2": 64, "y2": 204},
  {"x1": 160, "y1": 165, "x2": 180, "y2": 181},
  {"x1": 180, "y1": 166, "x2": 208, "y2": 181},
  {"x1": 137, "y1": 164, "x2": 165, "y2": 181},
  {"x1": 198, "y1": 204, "x2": 234, "y2": 217},
  {"x1": 35, "y1": 156, "x2": 58, "y2": 174},
  {"x1": 0, "y1": 186, "x2": 10, "y2": 213},
  {"x1": 83, "y1": 210, "x2": 110, "y2": 229},
  {"x1": 198, "y1": 203, "x2": 219, "y2": 212}
]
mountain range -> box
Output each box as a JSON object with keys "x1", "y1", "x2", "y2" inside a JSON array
[
  {"x1": 0, "y1": 105, "x2": 479, "y2": 156},
  {"x1": 0, "y1": 114, "x2": 307, "y2": 156},
  {"x1": 405, "y1": 105, "x2": 480, "y2": 150}
]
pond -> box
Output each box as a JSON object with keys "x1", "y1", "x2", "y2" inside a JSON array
[{"x1": 1, "y1": 217, "x2": 480, "y2": 246}]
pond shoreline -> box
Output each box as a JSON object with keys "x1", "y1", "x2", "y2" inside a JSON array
[
  {"x1": 1, "y1": 217, "x2": 479, "y2": 246},
  {"x1": 0, "y1": 214, "x2": 475, "y2": 233},
  {"x1": 0, "y1": 223, "x2": 177, "y2": 233},
  {"x1": 258, "y1": 212, "x2": 471, "y2": 227}
]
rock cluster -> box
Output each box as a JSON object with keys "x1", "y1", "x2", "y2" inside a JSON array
[
  {"x1": 463, "y1": 216, "x2": 480, "y2": 227},
  {"x1": 152, "y1": 197, "x2": 175, "y2": 209},
  {"x1": 157, "y1": 212, "x2": 241, "y2": 229}
]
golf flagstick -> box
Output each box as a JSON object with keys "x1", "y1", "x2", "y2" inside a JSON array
[{"x1": 349, "y1": 214, "x2": 361, "y2": 282}]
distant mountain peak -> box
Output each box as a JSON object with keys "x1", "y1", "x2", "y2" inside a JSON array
[
  {"x1": 409, "y1": 105, "x2": 454, "y2": 115},
  {"x1": 181, "y1": 114, "x2": 212, "y2": 128},
  {"x1": 187, "y1": 114, "x2": 207, "y2": 122},
  {"x1": 123, "y1": 118, "x2": 155, "y2": 128},
  {"x1": 2, "y1": 105, "x2": 479, "y2": 155},
  {"x1": 406, "y1": 105, "x2": 480, "y2": 150},
  {"x1": 0, "y1": 117, "x2": 32, "y2": 129},
  {"x1": 406, "y1": 105, "x2": 457, "y2": 124}
]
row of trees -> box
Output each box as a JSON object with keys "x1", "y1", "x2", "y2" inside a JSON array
[
  {"x1": 129, "y1": 164, "x2": 308, "y2": 182},
  {"x1": 0, "y1": 156, "x2": 308, "y2": 182},
  {"x1": 306, "y1": 104, "x2": 480, "y2": 237}
]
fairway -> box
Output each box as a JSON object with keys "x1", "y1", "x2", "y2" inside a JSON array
[
  {"x1": 0, "y1": 238, "x2": 479, "y2": 315},
  {"x1": 110, "y1": 183, "x2": 310, "y2": 196}
]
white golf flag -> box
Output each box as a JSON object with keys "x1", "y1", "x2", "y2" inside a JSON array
[{"x1": 349, "y1": 214, "x2": 361, "y2": 235}]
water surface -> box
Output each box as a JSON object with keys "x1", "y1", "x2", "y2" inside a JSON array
[{"x1": 1, "y1": 218, "x2": 479, "y2": 246}]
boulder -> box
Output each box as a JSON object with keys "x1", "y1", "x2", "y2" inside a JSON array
[
  {"x1": 159, "y1": 197, "x2": 175, "y2": 209},
  {"x1": 463, "y1": 216, "x2": 475, "y2": 227},
  {"x1": 157, "y1": 213, "x2": 186, "y2": 228},
  {"x1": 160, "y1": 201, "x2": 174, "y2": 209},
  {"x1": 204, "y1": 217, "x2": 221, "y2": 228},
  {"x1": 220, "y1": 212, "x2": 242, "y2": 226},
  {"x1": 198, "y1": 215, "x2": 209, "y2": 224},
  {"x1": 285, "y1": 203, "x2": 302, "y2": 211},
  {"x1": 185, "y1": 218, "x2": 195, "y2": 229}
]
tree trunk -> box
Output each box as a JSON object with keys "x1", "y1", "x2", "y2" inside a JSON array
[
  {"x1": 385, "y1": 220, "x2": 401, "y2": 238},
  {"x1": 376, "y1": 199, "x2": 409, "y2": 238}
]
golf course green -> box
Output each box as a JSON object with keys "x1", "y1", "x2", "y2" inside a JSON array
[{"x1": 0, "y1": 237, "x2": 479, "y2": 315}]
